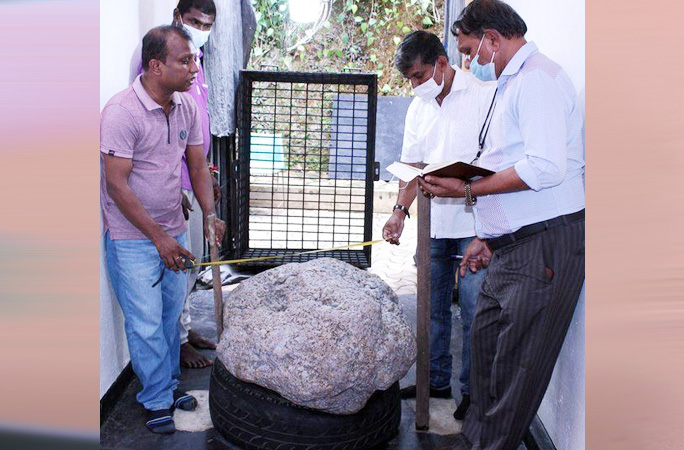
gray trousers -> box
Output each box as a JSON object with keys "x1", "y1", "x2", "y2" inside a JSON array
[
  {"x1": 464, "y1": 218, "x2": 585, "y2": 450},
  {"x1": 179, "y1": 189, "x2": 205, "y2": 345}
]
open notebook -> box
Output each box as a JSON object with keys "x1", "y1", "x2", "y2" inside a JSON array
[{"x1": 386, "y1": 160, "x2": 494, "y2": 183}]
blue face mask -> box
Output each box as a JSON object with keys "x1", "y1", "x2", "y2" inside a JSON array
[{"x1": 470, "y1": 36, "x2": 496, "y2": 82}]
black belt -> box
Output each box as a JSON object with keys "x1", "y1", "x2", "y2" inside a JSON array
[{"x1": 486, "y1": 209, "x2": 585, "y2": 252}]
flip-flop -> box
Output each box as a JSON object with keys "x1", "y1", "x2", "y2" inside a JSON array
[
  {"x1": 173, "y1": 390, "x2": 198, "y2": 411},
  {"x1": 145, "y1": 408, "x2": 175, "y2": 434}
]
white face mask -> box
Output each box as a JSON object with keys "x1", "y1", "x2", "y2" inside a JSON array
[
  {"x1": 182, "y1": 23, "x2": 211, "y2": 51},
  {"x1": 413, "y1": 63, "x2": 445, "y2": 100}
]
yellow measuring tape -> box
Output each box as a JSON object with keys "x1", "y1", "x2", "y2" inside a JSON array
[{"x1": 192, "y1": 239, "x2": 385, "y2": 268}]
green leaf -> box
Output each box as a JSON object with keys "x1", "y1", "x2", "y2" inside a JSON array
[
  {"x1": 396, "y1": 21, "x2": 403, "y2": 28},
  {"x1": 266, "y1": 27, "x2": 274, "y2": 37},
  {"x1": 367, "y1": 36, "x2": 376, "y2": 46},
  {"x1": 354, "y1": 15, "x2": 363, "y2": 23},
  {"x1": 369, "y1": 18, "x2": 377, "y2": 26},
  {"x1": 369, "y1": 54, "x2": 377, "y2": 62},
  {"x1": 351, "y1": 3, "x2": 358, "y2": 13},
  {"x1": 422, "y1": 16, "x2": 433, "y2": 26},
  {"x1": 381, "y1": 84, "x2": 391, "y2": 94},
  {"x1": 376, "y1": 70, "x2": 383, "y2": 77},
  {"x1": 402, "y1": 26, "x2": 411, "y2": 34},
  {"x1": 377, "y1": 62, "x2": 384, "y2": 69},
  {"x1": 337, "y1": 12, "x2": 346, "y2": 23},
  {"x1": 360, "y1": 22, "x2": 368, "y2": 33},
  {"x1": 341, "y1": 32, "x2": 349, "y2": 45},
  {"x1": 393, "y1": 36, "x2": 401, "y2": 45},
  {"x1": 317, "y1": 50, "x2": 323, "y2": 59}
]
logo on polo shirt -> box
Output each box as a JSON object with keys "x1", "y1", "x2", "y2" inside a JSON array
[{"x1": 180, "y1": 130, "x2": 187, "y2": 140}]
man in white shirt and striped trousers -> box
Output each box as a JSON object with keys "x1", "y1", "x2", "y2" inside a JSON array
[{"x1": 419, "y1": 1, "x2": 585, "y2": 448}]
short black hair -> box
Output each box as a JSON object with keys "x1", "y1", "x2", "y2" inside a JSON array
[
  {"x1": 177, "y1": 0, "x2": 216, "y2": 16},
  {"x1": 451, "y1": 0, "x2": 527, "y2": 39},
  {"x1": 142, "y1": 25, "x2": 192, "y2": 71},
  {"x1": 394, "y1": 31, "x2": 447, "y2": 77}
]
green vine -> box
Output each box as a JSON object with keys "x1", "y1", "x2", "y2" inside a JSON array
[{"x1": 249, "y1": 0, "x2": 443, "y2": 96}]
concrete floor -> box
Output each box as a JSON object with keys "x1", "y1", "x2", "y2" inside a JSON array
[{"x1": 100, "y1": 214, "x2": 524, "y2": 449}]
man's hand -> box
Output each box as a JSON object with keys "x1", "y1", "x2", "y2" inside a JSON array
[
  {"x1": 154, "y1": 233, "x2": 196, "y2": 272},
  {"x1": 204, "y1": 216, "x2": 226, "y2": 248},
  {"x1": 459, "y1": 237, "x2": 493, "y2": 277},
  {"x1": 181, "y1": 191, "x2": 194, "y2": 220},
  {"x1": 212, "y1": 176, "x2": 221, "y2": 206},
  {"x1": 418, "y1": 175, "x2": 466, "y2": 198},
  {"x1": 382, "y1": 213, "x2": 405, "y2": 245}
]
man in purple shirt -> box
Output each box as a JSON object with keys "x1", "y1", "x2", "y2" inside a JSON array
[
  {"x1": 102, "y1": 25, "x2": 225, "y2": 433},
  {"x1": 132, "y1": 0, "x2": 220, "y2": 369}
]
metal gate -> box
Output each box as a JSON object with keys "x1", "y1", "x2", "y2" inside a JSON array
[{"x1": 228, "y1": 70, "x2": 378, "y2": 270}]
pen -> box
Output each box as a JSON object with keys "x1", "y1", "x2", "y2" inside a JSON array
[{"x1": 450, "y1": 255, "x2": 464, "y2": 260}]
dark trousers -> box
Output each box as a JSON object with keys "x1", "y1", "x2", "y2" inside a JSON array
[{"x1": 463, "y1": 219, "x2": 585, "y2": 450}]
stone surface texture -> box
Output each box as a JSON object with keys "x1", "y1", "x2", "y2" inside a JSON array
[{"x1": 216, "y1": 257, "x2": 417, "y2": 414}]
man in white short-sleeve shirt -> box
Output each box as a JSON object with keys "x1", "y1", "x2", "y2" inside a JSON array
[{"x1": 382, "y1": 31, "x2": 496, "y2": 419}]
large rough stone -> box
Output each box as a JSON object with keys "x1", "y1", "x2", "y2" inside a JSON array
[{"x1": 216, "y1": 257, "x2": 416, "y2": 414}]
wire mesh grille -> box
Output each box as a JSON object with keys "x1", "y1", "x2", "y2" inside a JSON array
[{"x1": 233, "y1": 71, "x2": 377, "y2": 269}]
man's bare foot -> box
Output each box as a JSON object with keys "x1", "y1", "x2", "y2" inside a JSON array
[
  {"x1": 187, "y1": 329, "x2": 217, "y2": 349},
  {"x1": 180, "y1": 342, "x2": 213, "y2": 369}
]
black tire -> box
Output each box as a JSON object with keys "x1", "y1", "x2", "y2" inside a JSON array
[{"x1": 209, "y1": 358, "x2": 400, "y2": 450}]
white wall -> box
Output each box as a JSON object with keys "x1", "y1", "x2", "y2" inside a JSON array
[
  {"x1": 538, "y1": 285, "x2": 586, "y2": 450},
  {"x1": 100, "y1": 0, "x2": 178, "y2": 399},
  {"x1": 504, "y1": 1, "x2": 585, "y2": 448},
  {"x1": 506, "y1": 0, "x2": 585, "y2": 92},
  {"x1": 100, "y1": 0, "x2": 176, "y2": 110}
]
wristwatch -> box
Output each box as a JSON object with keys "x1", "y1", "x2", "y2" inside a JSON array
[
  {"x1": 464, "y1": 181, "x2": 477, "y2": 206},
  {"x1": 393, "y1": 204, "x2": 410, "y2": 218}
]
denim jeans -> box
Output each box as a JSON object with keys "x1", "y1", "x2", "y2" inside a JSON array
[
  {"x1": 105, "y1": 231, "x2": 188, "y2": 410},
  {"x1": 430, "y1": 237, "x2": 487, "y2": 394}
]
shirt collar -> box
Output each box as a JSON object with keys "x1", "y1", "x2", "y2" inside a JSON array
[
  {"x1": 423, "y1": 64, "x2": 467, "y2": 108},
  {"x1": 132, "y1": 74, "x2": 183, "y2": 111},
  {"x1": 448, "y1": 64, "x2": 467, "y2": 93},
  {"x1": 498, "y1": 41, "x2": 538, "y2": 84}
]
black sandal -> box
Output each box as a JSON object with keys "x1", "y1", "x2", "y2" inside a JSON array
[
  {"x1": 145, "y1": 408, "x2": 175, "y2": 434},
  {"x1": 173, "y1": 390, "x2": 198, "y2": 411}
]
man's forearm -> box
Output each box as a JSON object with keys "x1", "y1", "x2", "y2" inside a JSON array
[
  {"x1": 396, "y1": 178, "x2": 418, "y2": 209},
  {"x1": 471, "y1": 166, "x2": 530, "y2": 197}
]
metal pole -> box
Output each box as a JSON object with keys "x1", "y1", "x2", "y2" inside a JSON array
[
  {"x1": 415, "y1": 188, "x2": 431, "y2": 430},
  {"x1": 206, "y1": 213, "x2": 224, "y2": 340}
]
